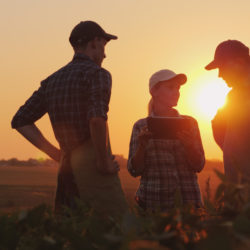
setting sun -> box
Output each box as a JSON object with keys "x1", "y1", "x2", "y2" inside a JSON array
[
  {"x1": 3, "y1": 0, "x2": 250, "y2": 162},
  {"x1": 192, "y1": 76, "x2": 231, "y2": 120}
]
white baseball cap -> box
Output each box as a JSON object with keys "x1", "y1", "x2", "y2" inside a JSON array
[{"x1": 149, "y1": 69, "x2": 187, "y2": 92}]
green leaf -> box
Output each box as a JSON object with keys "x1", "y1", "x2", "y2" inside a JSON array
[
  {"x1": 214, "y1": 169, "x2": 227, "y2": 182},
  {"x1": 215, "y1": 183, "x2": 225, "y2": 201}
]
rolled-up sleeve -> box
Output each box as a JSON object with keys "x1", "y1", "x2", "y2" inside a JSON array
[
  {"x1": 127, "y1": 122, "x2": 142, "y2": 177},
  {"x1": 87, "y1": 69, "x2": 111, "y2": 121},
  {"x1": 11, "y1": 83, "x2": 47, "y2": 128}
]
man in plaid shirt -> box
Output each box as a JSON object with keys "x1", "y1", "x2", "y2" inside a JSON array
[{"x1": 11, "y1": 21, "x2": 127, "y2": 215}]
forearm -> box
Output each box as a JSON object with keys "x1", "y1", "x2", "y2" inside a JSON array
[
  {"x1": 185, "y1": 146, "x2": 205, "y2": 172},
  {"x1": 179, "y1": 120, "x2": 205, "y2": 172},
  {"x1": 89, "y1": 117, "x2": 108, "y2": 166},
  {"x1": 15, "y1": 124, "x2": 60, "y2": 162},
  {"x1": 131, "y1": 145, "x2": 146, "y2": 175}
]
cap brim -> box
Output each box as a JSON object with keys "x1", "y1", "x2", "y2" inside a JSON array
[
  {"x1": 104, "y1": 33, "x2": 118, "y2": 41},
  {"x1": 174, "y1": 73, "x2": 187, "y2": 85},
  {"x1": 205, "y1": 60, "x2": 218, "y2": 70}
]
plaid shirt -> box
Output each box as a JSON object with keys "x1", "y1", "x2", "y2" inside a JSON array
[
  {"x1": 11, "y1": 54, "x2": 112, "y2": 152},
  {"x1": 127, "y1": 115, "x2": 205, "y2": 211}
]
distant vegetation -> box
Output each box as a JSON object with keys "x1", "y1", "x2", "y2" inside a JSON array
[
  {"x1": 0, "y1": 158, "x2": 57, "y2": 167},
  {"x1": 0, "y1": 155, "x2": 221, "y2": 168},
  {"x1": 0, "y1": 155, "x2": 128, "y2": 168}
]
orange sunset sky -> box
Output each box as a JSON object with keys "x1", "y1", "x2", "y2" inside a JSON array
[{"x1": 1, "y1": 0, "x2": 250, "y2": 160}]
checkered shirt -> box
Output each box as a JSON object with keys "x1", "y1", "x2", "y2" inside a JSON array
[
  {"x1": 11, "y1": 54, "x2": 112, "y2": 152},
  {"x1": 127, "y1": 116, "x2": 205, "y2": 211}
]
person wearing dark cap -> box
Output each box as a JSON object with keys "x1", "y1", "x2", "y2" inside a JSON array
[
  {"x1": 127, "y1": 69, "x2": 205, "y2": 211},
  {"x1": 11, "y1": 21, "x2": 128, "y2": 216},
  {"x1": 206, "y1": 40, "x2": 250, "y2": 185}
]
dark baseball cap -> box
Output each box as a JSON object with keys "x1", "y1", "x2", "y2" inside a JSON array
[
  {"x1": 205, "y1": 40, "x2": 249, "y2": 70},
  {"x1": 69, "y1": 21, "x2": 117, "y2": 47}
]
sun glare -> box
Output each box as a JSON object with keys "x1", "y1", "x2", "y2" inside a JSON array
[{"x1": 193, "y1": 76, "x2": 231, "y2": 120}]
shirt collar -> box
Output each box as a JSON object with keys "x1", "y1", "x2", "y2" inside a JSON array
[
  {"x1": 72, "y1": 53, "x2": 92, "y2": 62},
  {"x1": 150, "y1": 109, "x2": 180, "y2": 118}
]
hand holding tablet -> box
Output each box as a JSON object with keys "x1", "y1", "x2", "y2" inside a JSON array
[{"x1": 147, "y1": 117, "x2": 191, "y2": 139}]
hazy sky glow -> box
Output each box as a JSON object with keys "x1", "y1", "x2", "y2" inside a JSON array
[{"x1": 1, "y1": 0, "x2": 250, "y2": 160}]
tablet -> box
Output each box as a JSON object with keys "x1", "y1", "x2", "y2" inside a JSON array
[{"x1": 147, "y1": 117, "x2": 191, "y2": 139}]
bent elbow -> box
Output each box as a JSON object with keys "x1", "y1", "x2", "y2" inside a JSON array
[{"x1": 89, "y1": 117, "x2": 106, "y2": 128}]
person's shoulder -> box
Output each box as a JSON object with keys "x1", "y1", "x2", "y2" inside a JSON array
[
  {"x1": 132, "y1": 118, "x2": 147, "y2": 129},
  {"x1": 40, "y1": 62, "x2": 72, "y2": 84},
  {"x1": 97, "y1": 67, "x2": 112, "y2": 78},
  {"x1": 180, "y1": 115, "x2": 198, "y2": 125},
  {"x1": 84, "y1": 60, "x2": 110, "y2": 76},
  {"x1": 85, "y1": 65, "x2": 111, "y2": 81}
]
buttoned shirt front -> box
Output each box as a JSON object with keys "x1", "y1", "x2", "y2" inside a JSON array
[{"x1": 127, "y1": 114, "x2": 205, "y2": 211}]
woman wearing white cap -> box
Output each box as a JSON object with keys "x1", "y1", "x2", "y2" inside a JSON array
[{"x1": 127, "y1": 69, "x2": 205, "y2": 211}]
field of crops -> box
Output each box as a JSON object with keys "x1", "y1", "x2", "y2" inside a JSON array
[
  {"x1": 0, "y1": 159, "x2": 222, "y2": 212},
  {"x1": 0, "y1": 159, "x2": 249, "y2": 250}
]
